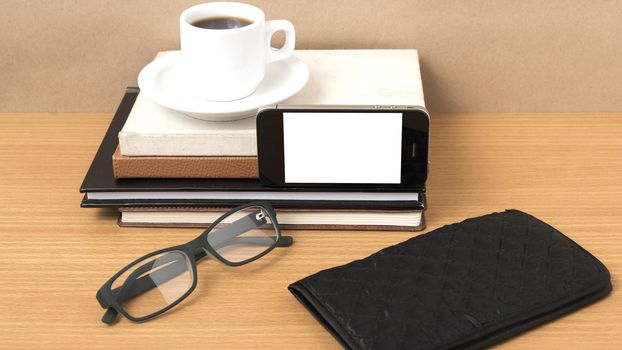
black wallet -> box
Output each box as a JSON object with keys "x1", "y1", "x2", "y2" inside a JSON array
[{"x1": 289, "y1": 210, "x2": 612, "y2": 349}]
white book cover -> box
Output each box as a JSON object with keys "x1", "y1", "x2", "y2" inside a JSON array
[
  {"x1": 120, "y1": 208, "x2": 423, "y2": 230},
  {"x1": 119, "y1": 93, "x2": 257, "y2": 156},
  {"x1": 119, "y1": 49, "x2": 425, "y2": 157}
]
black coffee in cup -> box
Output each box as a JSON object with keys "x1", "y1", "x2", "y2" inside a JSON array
[
  {"x1": 180, "y1": 2, "x2": 295, "y2": 101},
  {"x1": 191, "y1": 16, "x2": 253, "y2": 30}
]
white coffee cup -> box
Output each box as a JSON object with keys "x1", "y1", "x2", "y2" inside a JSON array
[{"x1": 179, "y1": 2, "x2": 295, "y2": 101}]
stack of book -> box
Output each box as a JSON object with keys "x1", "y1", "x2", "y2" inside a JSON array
[{"x1": 80, "y1": 50, "x2": 427, "y2": 231}]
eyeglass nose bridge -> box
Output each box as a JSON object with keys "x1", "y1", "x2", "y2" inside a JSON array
[
  {"x1": 187, "y1": 236, "x2": 209, "y2": 261},
  {"x1": 187, "y1": 236, "x2": 229, "y2": 265}
]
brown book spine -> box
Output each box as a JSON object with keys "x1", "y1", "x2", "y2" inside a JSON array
[{"x1": 112, "y1": 147, "x2": 258, "y2": 179}]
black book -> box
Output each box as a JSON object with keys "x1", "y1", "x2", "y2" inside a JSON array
[{"x1": 80, "y1": 88, "x2": 426, "y2": 210}]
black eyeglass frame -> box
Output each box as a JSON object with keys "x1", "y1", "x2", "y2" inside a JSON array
[{"x1": 96, "y1": 202, "x2": 292, "y2": 324}]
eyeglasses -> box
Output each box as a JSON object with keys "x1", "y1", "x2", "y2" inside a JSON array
[{"x1": 96, "y1": 202, "x2": 292, "y2": 324}]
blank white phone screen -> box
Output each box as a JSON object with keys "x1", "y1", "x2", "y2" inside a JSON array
[{"x1": 283, "y1": 112, "x2": 402, "y2": 184}]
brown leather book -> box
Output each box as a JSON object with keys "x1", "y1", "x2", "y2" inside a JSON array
[{"x1": 112, "y1": 147, "x2": 258, "y2": 179}]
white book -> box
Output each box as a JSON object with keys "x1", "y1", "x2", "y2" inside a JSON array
[
  {"x1": 119, "y1": 49, "x2": 425, "y2": 157},
  {"x1": 119, "y1": 93, "x2": 257, "y2": 156},
  {"x1": 119, "y1": 207, "x2": 425, "y2": 231}
]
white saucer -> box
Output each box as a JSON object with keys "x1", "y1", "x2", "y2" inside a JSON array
[{"x1": 137, "y1": 51, "x2": 309, "y2": 121}]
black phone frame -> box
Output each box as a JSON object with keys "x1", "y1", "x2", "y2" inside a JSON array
[{"x1": 256, "y1": 107, "x2": 429, "y2": 189}]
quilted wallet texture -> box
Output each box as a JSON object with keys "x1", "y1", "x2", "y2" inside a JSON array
[{"x1": 289, "y1": 210, "x2": 612, "y2": 349}]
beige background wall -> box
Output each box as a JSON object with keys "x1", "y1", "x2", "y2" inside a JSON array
[{"x1": 1, "y1": 0, "x2": 620, "y2": 113}]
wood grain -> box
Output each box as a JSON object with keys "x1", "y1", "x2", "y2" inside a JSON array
[{"x1": 0, "y1": 113, "x2": 620, "y2": 349}]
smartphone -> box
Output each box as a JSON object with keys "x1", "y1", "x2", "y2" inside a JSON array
[{"x1": 256, "y1": 106, "x2": 429, "y2": 188}]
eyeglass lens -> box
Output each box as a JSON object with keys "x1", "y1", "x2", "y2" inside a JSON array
[
  {"x1": 110, "y1": 250, "x2": 194, "y2": 318},
  {"x1": 207, "y1": 205, "x2": 278, "y2": 263}
]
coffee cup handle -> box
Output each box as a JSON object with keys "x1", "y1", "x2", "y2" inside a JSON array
[{"x1": 265, "y1": 20, "x2": 296, "y2": 63}]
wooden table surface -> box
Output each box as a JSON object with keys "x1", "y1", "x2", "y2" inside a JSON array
[{"x1": 0, "y1": 113, "x2": 620, "y2": 349}]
